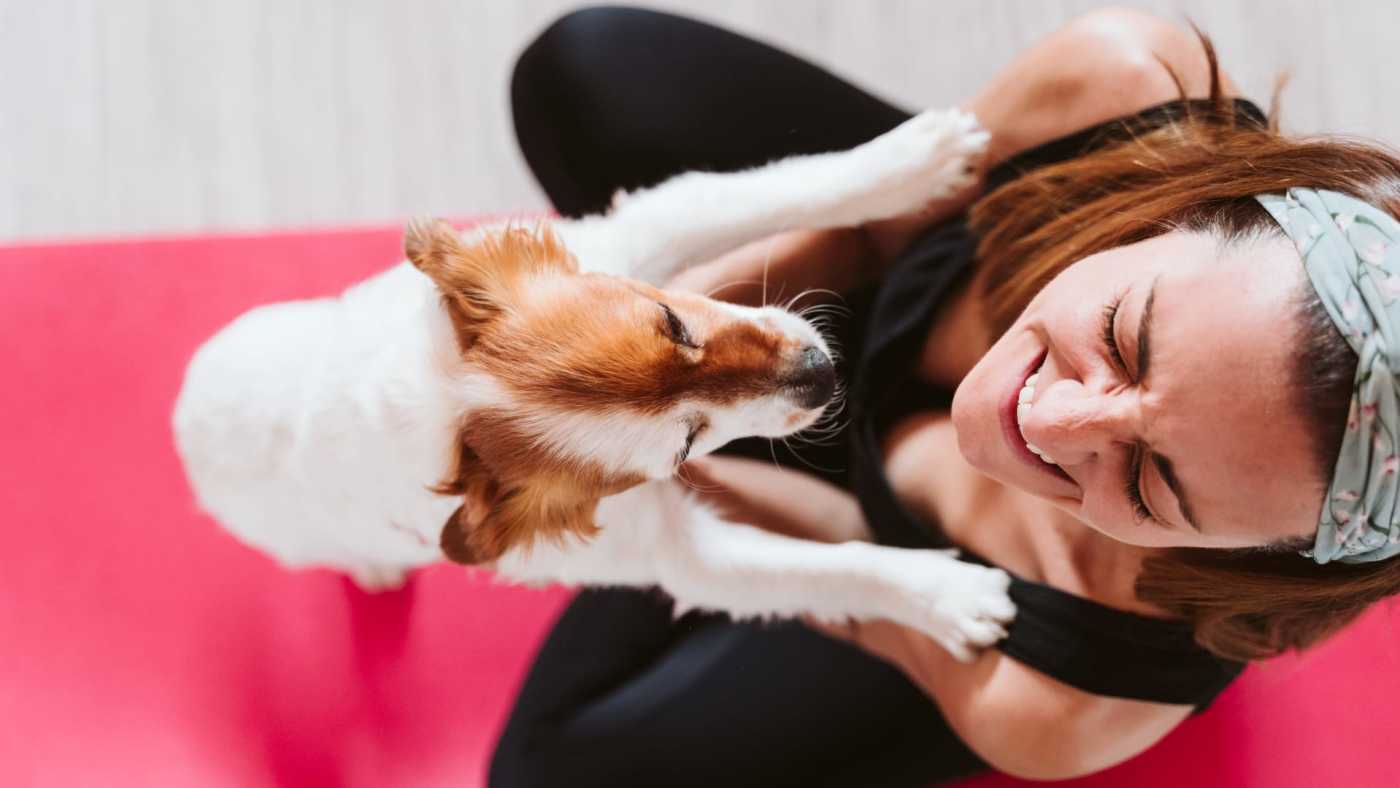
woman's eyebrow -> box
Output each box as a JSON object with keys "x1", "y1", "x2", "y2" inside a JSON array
[
  {"x1": 1137, "y1": 279, "x2": 1202, "y2": 533},
  {"x1": 1135, "y1": 279, "x2": 1157, "y2": 379}
]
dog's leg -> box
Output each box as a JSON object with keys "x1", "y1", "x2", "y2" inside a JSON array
[
  {"x1": 491, "y1": 500, "x2": 663, "y2": 590},
  {"x1": 491, "y1": 481, "x2": 1013, "y2": 662},
  {"x1": 572, "y1": 109, "x2": 988, "y2": 284},
  {"x1": 347, "y1": 564, "x2": 410, "y2": 592},
  {"x1": 652, "y1": 499, "x2": 1015, "y2": 663}
]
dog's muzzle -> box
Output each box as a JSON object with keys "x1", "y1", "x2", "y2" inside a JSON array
[{"x1": 784, "y1": 345, "x2": 836, "y2": 409}]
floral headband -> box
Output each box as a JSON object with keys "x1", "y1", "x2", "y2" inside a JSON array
[{"x1": 1256, "y1": 188, "x2": 1400, "y2": 564}]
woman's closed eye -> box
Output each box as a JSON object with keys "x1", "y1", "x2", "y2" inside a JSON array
[
  {"x1": 1124, "y1": 444, "x2": 1168, "y2": 528},
  {"x1": 1101, "y1": 293, "x2": 1171, "y2": 529},
  {"x1": 1100, "y1": 293, "x2": 1130, "y2": 376}
]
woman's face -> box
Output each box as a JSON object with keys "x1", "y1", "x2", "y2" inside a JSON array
[{"x1": 952, "y1": 230, "x2": 1325, "y2": 550}]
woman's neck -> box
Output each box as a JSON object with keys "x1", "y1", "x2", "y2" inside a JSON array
[
  {"x1": 914, "y1": 269, "x2": 1172, "y2": 616},
  {"x1": 918, "y1": 270, "x2": 993, "y2": 388},
  {"x1": 1007, "y1": 489, "x2": 1168, "y2": 615}
]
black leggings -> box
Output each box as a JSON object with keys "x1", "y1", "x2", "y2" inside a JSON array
[{"x1": 490, "y1": 8, "x2": 985, "y2": 787}]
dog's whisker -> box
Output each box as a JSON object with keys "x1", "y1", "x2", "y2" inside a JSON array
[
  {"x1": 801, "y1": 416, "x2": 848, "y2": 435},
  {"x1": 798, "y1": 304, "x2": 852, "y2": 320},
  {"x1": 779, "y1": 436, "x2": 844, "y2": 474},
  {"x1": 704, "y1": 279, "x2": 766, "y2": 299},
  {"x1": 761, "y1": 236, "x2": 775, "y2": 308},
  {"x1": 674, "y1": 464, "x2": 723, "y2": 494},
  {"x1": 767, "y1": 438, "x2": 785, "y2": 471},
  {"x1": 796, "y1": 297, "x2": 850, "y2": 311},
  {"x1": 794, "y1": 419, "x2": 851, "y2": 444},
  {"x1": 788, "y1": 414, "x2": 852, "y2": 448},
  {"x1": 801, "y1": 422, "x2": 846, "y2": 437},
  {"x1": 786, "y1": 290, "x2": 821, "y2": 310},
  {"x1": 794, "y1": 414, "x2": 850, "y2": 438},
  {"x1": 799, "y1": 306, "x2": 846, "y2": 321},
  {"x1": 801, "y1": 287, "x2": 849, "y2": 304},
  {"x1": 787, "y1": 288, "x2": 850, "y2": 313}
]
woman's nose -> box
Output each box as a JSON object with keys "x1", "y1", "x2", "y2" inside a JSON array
[{"x1": 1021, "y1": 381, "x2": 1135, "y2": 466}]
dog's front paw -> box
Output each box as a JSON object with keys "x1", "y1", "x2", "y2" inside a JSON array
[
  {"x1": 883, "y1": 552, "x2": 1016, "y2": 662},
  {"x1": 836, "y1": 109, "x2": 989, "y2": 224}
]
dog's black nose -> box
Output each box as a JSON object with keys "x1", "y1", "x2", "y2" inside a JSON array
[{"x1": 787, "y1": 345, "x2": 836, "y2": 409}]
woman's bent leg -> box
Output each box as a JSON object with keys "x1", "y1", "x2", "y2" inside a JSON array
[
  {"x1": 511, "y1": 6, "x2": 911, "y2": 216},
  {"x1": 493, "y1": 11, "x2": 963, "y2": 786},
  {"x1": 488, "y1": 588, "x2": 986, "y2": 788}
]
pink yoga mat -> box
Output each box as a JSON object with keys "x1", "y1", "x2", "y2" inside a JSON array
[{"x1": 1, "y1": 225, "x2": 1396, "y2": 787}]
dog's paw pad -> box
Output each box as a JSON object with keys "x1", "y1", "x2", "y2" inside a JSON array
[
  {"x1": 839, "y1": 108, "x2": 992, "y2": 222},
  {"x1": 888, "y1": 559, "x2": 1016, "y2": 659}
]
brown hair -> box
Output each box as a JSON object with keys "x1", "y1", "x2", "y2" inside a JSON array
[{"x1": 967, "y1": 33, "x2": 1400, "y2": 661}]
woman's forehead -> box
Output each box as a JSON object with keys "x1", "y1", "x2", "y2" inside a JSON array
[{"x1": 1138, "y1": 234, "x2": 1323, "y2": 542}]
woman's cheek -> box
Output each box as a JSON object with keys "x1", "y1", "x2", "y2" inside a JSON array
[{"x1": 1070, "y1": 498, "x2": 1147, "y2": 545}]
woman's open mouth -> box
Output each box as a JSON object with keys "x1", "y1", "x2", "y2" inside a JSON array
[{"x1": 999, "y1": 349, "x2": 1073, "y2": 485}]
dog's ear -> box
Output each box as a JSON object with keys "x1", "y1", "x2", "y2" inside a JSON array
[
  {"x1": 437, "y1": 467, "x2": 505, "y2": 565},
  {"x1": 403, "y1": 217, "x2": 465, "y2": 279},
  {"x1": 404, "y1": 218, "x2": 501, "y2": 348},
  {"x1": 438, "y1": 479, "x2": 601, "y2": 566},
  {"x1": 403, "y1": 219, "x2": 576, "y2": 349}
]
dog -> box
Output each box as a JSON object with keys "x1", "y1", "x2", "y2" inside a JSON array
[{"x1": 172, "y1": 109, "x2": 1014, "y2": 660}]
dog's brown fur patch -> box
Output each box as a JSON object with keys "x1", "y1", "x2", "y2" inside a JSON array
[
  {"x1": 404, "y1": 219, "x2": 577, "y2": 352},
  {"x1": 432, "y1": 410, "x2": 644, "y2": 564},
  {"x1": 406, "y1": 218, "x2": 807, "y2": 564},
  {"x1": 471, "y1": 279, "x2": 803, "y2": 415}
]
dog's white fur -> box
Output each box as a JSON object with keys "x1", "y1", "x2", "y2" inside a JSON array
[{"x1": 173, "y1": 109, "x2": 1015, "y2": 660}]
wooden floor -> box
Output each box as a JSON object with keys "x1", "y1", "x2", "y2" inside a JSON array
[{"x1": 5, "y1": 0, "x2": 1398, "y2": 241}]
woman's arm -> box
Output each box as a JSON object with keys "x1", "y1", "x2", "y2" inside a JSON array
[
  {"x1": 669, "y1": 7, "x2": 1239, "y2": 303},
  {"x1": 686, "y1": 456, "x2": 1194, "y2": 780},
  {"x1": 810, "y1": 617, "x2": 1193, "y2": 780}
]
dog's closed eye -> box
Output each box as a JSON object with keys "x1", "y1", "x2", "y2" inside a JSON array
[
  {"x1": 677, "y1": 418, "x2": 706, "y2": 465},
  {"x1": 659, "y1": 303, "x2": 700, "y2": 349}
]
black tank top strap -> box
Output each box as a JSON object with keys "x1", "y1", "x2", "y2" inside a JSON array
[
  {"x1": 847, "y1": 97, "x2": 1265, "y2": 707},
  {"x1": 957, "y1": 549, "x2": 1247, "y2": 706},
  {"x1": 986, "y1": 97, "x2": 1268, "y2": 192}
]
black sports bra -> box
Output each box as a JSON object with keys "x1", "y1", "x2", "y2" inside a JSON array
[{"x1": 846, "y1": 98, "x2": 1268, "y2": 707}]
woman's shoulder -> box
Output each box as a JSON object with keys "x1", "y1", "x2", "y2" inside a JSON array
[
  {"x1": 868, "y1": 9, "x2": 1246, "y2": 259},
  {"x1": 971, "y1": 8, "x2": 1243, "y2": 166}
]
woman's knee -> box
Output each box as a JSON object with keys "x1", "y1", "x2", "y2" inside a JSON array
[
  {"x1": 511, "y1": 6, "x2": 655, "y2": 116},
  {"x1": 511, "y1": 6, "x2": 674, "y2": 214}
]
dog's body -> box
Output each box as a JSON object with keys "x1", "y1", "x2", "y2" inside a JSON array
[{"x1": 173, "y1": 109, "x2": 1015, "y2": 659}]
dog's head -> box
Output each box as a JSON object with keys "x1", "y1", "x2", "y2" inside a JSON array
[{"x1": 405, "y1": 218, "x2": 837, "y2": 564}]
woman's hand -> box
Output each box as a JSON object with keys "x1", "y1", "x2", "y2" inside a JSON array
[
  {"x1": 805, "y1": 616, "x2": 975, "y2": 691},
  {"x1": 679, "y1": 456, "x2": 872, "y2": 544},
  {"x1": 805, "y1": 613, "x2": 1193, "y2": 782},
  {"x1": 664, "y1": 225, "x2": 884, "y2": 308},
  {"x1": 683, "y1": 455, "x2": 1192, "y2": 781}
]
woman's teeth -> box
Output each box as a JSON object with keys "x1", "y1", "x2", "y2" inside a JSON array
[{"x1": 1016, "y1": 373, "x2": 1056, "y2": 464}]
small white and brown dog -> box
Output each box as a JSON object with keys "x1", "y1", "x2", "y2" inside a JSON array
[{"x1": 172, "y1": 109, "x2": 1014, "y2": 660}]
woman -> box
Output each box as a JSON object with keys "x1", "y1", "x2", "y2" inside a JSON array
[{"x1": 490, "y1": 7, "x2": 1400, "y2": 786}]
